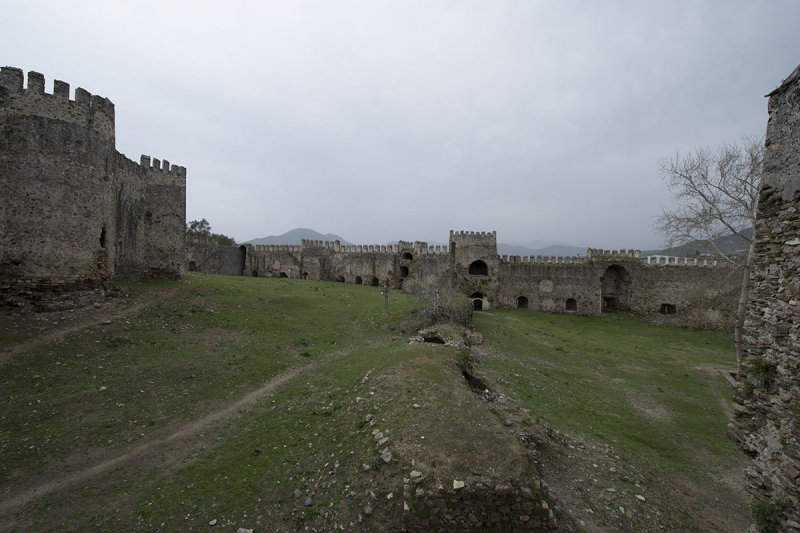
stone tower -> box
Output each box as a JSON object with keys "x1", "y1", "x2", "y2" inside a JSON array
[{"x1": 0, "y1": 67, "x2": 186, "y2": 308}]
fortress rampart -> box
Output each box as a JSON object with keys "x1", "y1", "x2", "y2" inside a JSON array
[
  {"x1": 0, "y1": 67, "x2": 186, "y2": 308},
  {"x1": 187, "y1": 228, "x2": 743, "y2": 329}
]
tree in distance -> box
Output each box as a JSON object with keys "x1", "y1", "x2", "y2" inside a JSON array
[
  {"x1": 186, "y1": 218, "x2": 236, "y2": 246},
  {"x1": 656, "y1": 135, "x2": 764, "y2": 368}
]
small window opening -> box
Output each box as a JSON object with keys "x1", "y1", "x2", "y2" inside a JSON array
[
  {"x1": 99, "y1": 225, "x2": 107, "y2": 249},
  {"x1": 188, "y1": 261, "x2": 197, "y2": 272},
  {"x1": 402, "y1": 252, "x2": 413, "y2": 261}
]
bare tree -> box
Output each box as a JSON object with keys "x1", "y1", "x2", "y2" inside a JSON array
[{"x1": 656, "y1": 136, "x2": 764, "y2": 368}]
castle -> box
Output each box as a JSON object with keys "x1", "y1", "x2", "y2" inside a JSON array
[
  {"x1": 0, "y1": 67, "x2": 186, "y2": 308},
  {"x1": 187, "y1": 229, "x2": 743, "y2": 330},
  {"x1": 5, "y1": 61, "x2": 800, "y2": 528}
]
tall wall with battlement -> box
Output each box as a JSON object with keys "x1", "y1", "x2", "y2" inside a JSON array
[
  {"x1": 0, "y1": 67, "x2": 186, "y2": 308},
  {"x1": 729, "y1": 64, "x2": 800, "y2": 528},
  {"x1": 190, "y1": 227, "x2": 743, "y2": 330}
]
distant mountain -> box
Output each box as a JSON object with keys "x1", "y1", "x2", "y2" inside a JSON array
[
  {"x1": 498, "y1": 243, "x2": 585, "y2": 257},
  {"x1": 644, "y1": 228, "x2": 752, "y2": 257},
  {"x1": 245, "y1": 228, "x2": 351, "y2": 246}
]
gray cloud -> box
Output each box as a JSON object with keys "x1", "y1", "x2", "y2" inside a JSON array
[{"x1": 3, "y1": 1, "x2": 799, "y2": 249}]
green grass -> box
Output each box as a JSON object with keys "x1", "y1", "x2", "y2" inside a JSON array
[
  {"x1": 0, "y1": 274, "x2": 417, "y2": 489},
  {"x1": 1, "y1": 275, "x2": 748, "y2": 530},
  {"x1": 474, "y1": 309, "x2": 741, "y2": 478}
]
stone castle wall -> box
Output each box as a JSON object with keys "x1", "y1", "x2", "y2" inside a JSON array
[
  {"x1": 186, "y1": 230, "x2": 743, "y2": 330},
  {"x1": 0, "y1": 67, "x2": 186, "y2": 308},
  {"x1": 730, "y1": 64, "x2": 800, "y2": 527}
]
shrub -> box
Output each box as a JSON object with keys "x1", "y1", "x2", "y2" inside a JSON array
[
  {"x1": 749, "y1": 498, "x2": 785, "y2": 533},
  {"x1": 414, "y1": 283, "x2": 472, "y2": 327}
]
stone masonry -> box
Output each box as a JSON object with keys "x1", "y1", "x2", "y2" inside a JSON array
[
  {"x1": 729, "y1": 63, "x2": 800, "y2": 528},
  {"x1": 0, "y1": 67, "x2": 186, "y2": 308},
  {"x1": 188, "y1": 229, "x2": 743, "y2": 330}
]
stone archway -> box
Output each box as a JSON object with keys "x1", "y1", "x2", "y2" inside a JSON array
[
  {"x1": 471, "y1": 292, "x2": 484, "y2": 311},
  {"x1": 469, "y1": 260, "x2": 488, "y2": 275},
  {"x1": 601, "y1": 264, "x2": 631, "y2": 312},
  {"x1": 517, "y1": 296, "x2": 529, "y2": 309}
]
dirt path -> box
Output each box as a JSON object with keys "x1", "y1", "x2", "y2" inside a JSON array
[
  {"x1": 0, "y1": 287, "x2": 177, "y2": 363},
  {"x1": 0, "y1": 361, "x2": 313, "y2": 516}
]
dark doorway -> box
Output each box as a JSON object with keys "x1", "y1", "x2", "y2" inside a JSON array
[
  {"x1": 336, "y1": 275, "x2": 345, "y2": 282},
  {"x1": 279, "y1": 272, "x2": 288, "y2": 278},
  {"x1": 188, "y1": 261, "x2": 197, "y2": 272},
  {"x1": 400, "y1": 266, "x2": 409, "y2": 278},
  {"x1": 238, "y1": 245, "x2": 247, "y2": 276},
  {"x1": 660, "y1": 303, "x2": 677, "y2": 315},
  {"x1": 302, "y1": 272, "x2": 309, "y2": 279},
  {"x1": 251, "y1": 270, "x2": 258, "y2": 277},
  {"x1": 601, "y1": 264, "x2": 631, "y2": 312},
  {"x1": 355, "y1": 276, "x2": 363, "y2": 284},
  {"x1": 517, "y1": 296, "x2": 529, "y2": 309},
  {"x1": 370, "y1": 277, "x2": 379, "y2": 286},
  {"x1": 471, "y1": 292, "x2": 484, "y2": 311},
  {"x1": 566, "y1": 298, "x2": 577, "y2": 311}
]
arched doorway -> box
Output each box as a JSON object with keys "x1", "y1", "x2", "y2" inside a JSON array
[
  {"x1": 400, "y1": 266, "x2": 409, "y2": 278},
  {"x1": 471, "y1": 292, "x2": 484, "y2": 311},
  {"x1": 601, "y1": 265, "x2": 631, "y2": 312},
  {"x1": 279, "y1": 272, "x2": 288, "y2": 278},
  {"x1": 188, "y1": 261, "x2": 197, "y2": 272},
  {"x1": 355, "y1": 276, "x2": 363, "y2": 284},
  {"x1": 469, "y1": 260, "x2": 488, "y2": 275},
  {"x1": 517, "y1": 296, "x2": 528, "y2": 309},
  {"x1": 336, "y1": 275, "x2": 345, "y2": 282},
  {"x1": 370, "y1": 276, "x2": 379, "y2": 286},
  {"x1": 566, "y1": 298, "x2": 577, "y2": 311},
  {"x1": 660, "y1": 303, "x2": 676, "y2": 315}
]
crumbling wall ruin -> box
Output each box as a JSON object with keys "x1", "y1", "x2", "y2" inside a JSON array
[
  {"x1": 0, "y1": 67, "x2": 186, "y2": 308},
  {"x1": 729, "y1": 63, "x2": 800, "y2": 528}
]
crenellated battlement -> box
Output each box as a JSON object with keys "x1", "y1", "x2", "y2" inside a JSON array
[
  {"x1": 0, "y1": 67, "x2": 115, "y2": 141},
  {"x1": 139, "y1": 155, "x2": 187, "y2": 178},
  {"x1": 296, "y1": 239, "x2": 450, "y2": 255},
  {"x1": 586, "y1": 248, "x2": 641, "y2": 259},
  {"x1": 502, "y1": 254, "x2": 587, "y2": 265},
  {"x1": 253, "y1": 244, "x2": 301, "y2": 253},
  {"x1": 642, "y1": 256, "x2": 720, "y2": 267}
]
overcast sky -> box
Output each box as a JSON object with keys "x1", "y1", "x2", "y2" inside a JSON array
[{"x1": 4, "y1": 1, "x2": 799, "y2": 248}]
